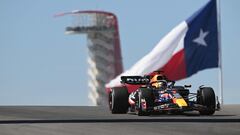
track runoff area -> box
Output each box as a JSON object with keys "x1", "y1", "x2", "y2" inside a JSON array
[{"x1": 0, "y1": 105, "x2": 239, "y2": 135}]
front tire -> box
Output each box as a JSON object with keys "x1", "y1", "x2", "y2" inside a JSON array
[
  {"x1": 109, "y1": 87, "x2": 129, "y2": 114},
  {"x1": 197, "y1": 87, "x2": 216, "y2": 115},
  {"x1": 136, "y1": 88, "x2": 154, "y2": 116}
]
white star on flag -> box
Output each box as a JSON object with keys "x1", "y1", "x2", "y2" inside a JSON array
[{"x1": 193, "y1": 29, "x2": 209, "y2": 46}]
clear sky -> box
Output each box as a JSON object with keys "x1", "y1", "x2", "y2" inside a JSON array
[{"x1": 0, "y1": 0, "x2": 239, "y2": 105}]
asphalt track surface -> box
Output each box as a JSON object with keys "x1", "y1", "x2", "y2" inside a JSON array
[{"x1": 0, "y1": 105, "x2": 239, "y2": 135}]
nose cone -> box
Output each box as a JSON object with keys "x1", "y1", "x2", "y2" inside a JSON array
[{"x1": 175, "y1": 98, "x2": 188, "y2": 107}]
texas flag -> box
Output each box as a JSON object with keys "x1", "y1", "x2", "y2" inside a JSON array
[{"x1": 106, "y1": 0, "x2": 219, "y2": 92}]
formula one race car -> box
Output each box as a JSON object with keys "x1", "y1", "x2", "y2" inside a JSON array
[{"x1": 108, "y1": 72, "x2": 220, "y2": 116}]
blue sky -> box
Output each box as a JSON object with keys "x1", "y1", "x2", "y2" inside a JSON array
[{"x1": 0, "y1": 0, "x2": 239, "y2": 105}]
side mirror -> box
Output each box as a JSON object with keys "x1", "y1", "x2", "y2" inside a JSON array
[{"x1": 184, "y1": 85, "x2": 191, "y2": 88}]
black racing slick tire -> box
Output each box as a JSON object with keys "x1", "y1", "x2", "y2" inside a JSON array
[
  {"x1": 198, "y1": 87, "x2": 216, "y2": 115},
  {"x1": 109, "y1": 87, "x2": 129, "y2": 114},
  {"x1": 137, "y1": 88, "x2": 154, "y2": 116}
]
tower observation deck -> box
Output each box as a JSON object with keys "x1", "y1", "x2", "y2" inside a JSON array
[{"x1": 56, "y1": 10, "x2": 123, "y2": 105}]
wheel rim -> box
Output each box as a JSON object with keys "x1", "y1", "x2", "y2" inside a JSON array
[
  {"x1": 109, "y1": 91, "x2": 114, "y2": 111},
  {"x1": 111, "y1": 91, "x2": 114, "y2": 110}
]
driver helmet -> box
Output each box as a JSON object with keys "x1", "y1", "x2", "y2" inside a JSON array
[
  {"x1": 152, "y1": 80, "x2": 167, "y2": 90},
  {"x1": 150, "y1": 74, "x2": 167, "y2": 90}
]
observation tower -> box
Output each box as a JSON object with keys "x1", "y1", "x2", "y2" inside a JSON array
[{"x1": 56, "y1": 10, "x2": 123, "y2": 105}]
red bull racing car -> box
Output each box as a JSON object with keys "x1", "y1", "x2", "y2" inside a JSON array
[{"x1": 108, "y1": 72, "x2": 220, "y2": 116}]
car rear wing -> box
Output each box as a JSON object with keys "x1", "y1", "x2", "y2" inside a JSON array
[{"x1": 120, "y1": 76, "x2": 150, "y2": 85}]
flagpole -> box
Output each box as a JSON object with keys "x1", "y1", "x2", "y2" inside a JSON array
[{"x1": 216, "y1": 0, "x2": 223, "y2": 106}]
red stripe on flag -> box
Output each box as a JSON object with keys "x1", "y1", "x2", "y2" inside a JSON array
[
  {"x1": 106, "y1": 49, "x2": 187, "y2": 94},
  {"x1": 105, "y1": 84, "x2": 141, "y2": 94},
  {"x1": 161, "y1": 49, "x2": 187, "y2": 80}
]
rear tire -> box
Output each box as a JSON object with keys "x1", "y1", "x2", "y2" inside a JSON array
[
  {"x1": 136, "y1": 88, "x2": 154, "y2": 116},
  {"x1": 109, "y1": 87, "x2": 129, "y2": 114},
  {"x1": 198, "y1": 87, "x2": 216, "y2": 115}
]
